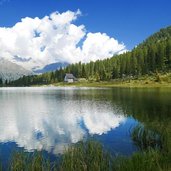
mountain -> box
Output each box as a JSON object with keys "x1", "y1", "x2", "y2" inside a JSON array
[
  {"x1": 34, "y1": 62, "x2": 69, "y2": 73},
  {"x1": 0, "y1": 58, "x2": 33, "y2": 82}
]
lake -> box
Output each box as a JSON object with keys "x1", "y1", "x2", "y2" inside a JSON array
[{"x1": 0, "y1": 87, "x2": 171, "y2": 167}]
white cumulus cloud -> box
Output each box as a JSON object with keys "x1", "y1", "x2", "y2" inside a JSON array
[
  {"x1": 0, "y1": 10, "x2": 126, "y2": 71},
  {"x1": 82, "y1": 32, "x2": 126, "y2": 62}
]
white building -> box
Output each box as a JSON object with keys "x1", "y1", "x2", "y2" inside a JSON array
[{"x1": 64, "y1": 73, "x2": 76, "y2": 83}]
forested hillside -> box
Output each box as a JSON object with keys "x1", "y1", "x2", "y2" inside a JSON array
[{"x1": 6, "y1": 26, "x2": 171, "y2": 86}]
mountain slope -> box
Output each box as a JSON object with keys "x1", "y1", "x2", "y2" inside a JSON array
[
  {"x1": 0, "y1": 58, "x2": 33, "y2": 82},
  {"x1": 138, "y1": 26, "x2": 171, "y2": 48}
]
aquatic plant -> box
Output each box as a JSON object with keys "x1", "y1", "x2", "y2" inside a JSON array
[
  {"x1": 9, "y1": 151, "x2": 54, "y2": 171},
  {"x1": 131, "y1": 125, "x2": 162, "y2": 150},
  {"x1": 60, "y1": 141, "x2": 111, "y2": 171},
  {"x1": 4, "y1": 140, "x2": 171, "y2": 171},
  {"x1": 112, "y1": 149, "x2": 168, "y2": 171}
]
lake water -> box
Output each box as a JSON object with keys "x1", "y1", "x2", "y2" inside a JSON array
[{"x1": 0, "y1": 87, "x2": 171, "y2": 166}]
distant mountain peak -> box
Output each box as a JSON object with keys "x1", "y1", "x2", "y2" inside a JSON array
[
  {"x1": 0, "y1": 58, "x2": 33, "y2": 82},
  {"x1": 34, "y1": 62, "x2": 69, "y2": 73}
]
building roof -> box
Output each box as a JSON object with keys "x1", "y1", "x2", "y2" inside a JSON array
[{"x1": 65, "y1": 73, "x2": 75, "y2": 79}]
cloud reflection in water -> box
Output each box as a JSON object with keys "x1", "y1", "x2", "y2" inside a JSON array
[{"x1": 0, "y1": 87, "x2": 125, "y2": 154}]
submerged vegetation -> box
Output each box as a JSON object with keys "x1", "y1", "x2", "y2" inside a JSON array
[
  {"x1": 2, "y1": 124, "x2": 171, "y2": 171},
  {"x1": 131, "y1": 125, "x2": 162, "y2": 150},
  {"x1": 10, "y1": 151, "x2": 53, "y2": 171}
]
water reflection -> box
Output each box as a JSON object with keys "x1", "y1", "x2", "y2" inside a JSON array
[{"x1": 0, "y1": 87, "x2": 125, "y2": 154}]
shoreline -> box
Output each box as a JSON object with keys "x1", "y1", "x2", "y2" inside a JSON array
[
  {"x1": 52, "y1": 81, "x2": 171, "y2": 88},
  {"x1": 2, "y1": 81, "x2": 171, "y2": 88}
]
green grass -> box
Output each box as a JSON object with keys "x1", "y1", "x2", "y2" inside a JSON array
[
  {"x1": 9, "y1": 151, "x2": 55, "y2": 171},
  {"x1": 112, "y1": 149, "x2": 170, "y2": 171},
  {"x1": 131, "y1": 125, "x2": 162, "y2": 150},
  {"x1": 49, "y1": 73, "x2": 171, "y2": 88},
  {"x1": 60, "y1": 141, "x2": 171, "y2": 171},
  {"x1": 60, "y1": 141, "x2": 111, "y2": 171},
  {"x1": 5, "y1": 139, "x2": 171, "y2": 171},
  {"x1": 130, "y1": 124, "x2": 171, "y2": 171}
]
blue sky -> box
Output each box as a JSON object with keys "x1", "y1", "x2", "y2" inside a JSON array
[
  {"x1": 0, "y1": 0, "x2": 171, "y2": 71},
  {"x1": 0, "y1": 0, "x2": 171, "y2": 49}
]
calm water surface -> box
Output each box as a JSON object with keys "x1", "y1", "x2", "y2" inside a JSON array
[{"x1": 0, "y1": 87, "x2": 171, "y2": 165}]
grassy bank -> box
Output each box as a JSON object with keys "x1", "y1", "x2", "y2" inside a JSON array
[
  {"x1": 53, "y1": 81, "x2": 171, "y2": 88},
  {"x1": 50, "y1": 73, "x2": 171, "y2": 88},
  {"x1": 5, "y1": 141, "x2": 171, "y2": 171}
]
